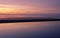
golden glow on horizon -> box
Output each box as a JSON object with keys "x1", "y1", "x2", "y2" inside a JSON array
[
  {"x1": 0, "y1": 4, "x2": 41, "y2": 14},
  {"x1": 0, "y1": 4, "x2": 59, "y2": 14},
  {"x1": 0, "y1": 8, "x2": 15, "y2": 13},
  {"x1": 0, "y1": 4, "x2": 28, "y2": 14}
]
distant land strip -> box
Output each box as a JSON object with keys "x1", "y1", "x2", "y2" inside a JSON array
[{"x1": 0, "y1": 19, "x2": 60, "y2": 23}]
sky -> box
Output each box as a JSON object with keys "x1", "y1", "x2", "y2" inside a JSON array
[{"x1": 0, "y1": 0, "x2": 60, "y2": 14}]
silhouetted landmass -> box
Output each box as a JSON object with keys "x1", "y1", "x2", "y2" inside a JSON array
[{"x1": 0, "y1": 17, "x2": 60, "y2": 23}]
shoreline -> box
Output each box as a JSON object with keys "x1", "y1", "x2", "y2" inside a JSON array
[{"x1": 0, "y1": 19, "x2": 60, "y2": 23}]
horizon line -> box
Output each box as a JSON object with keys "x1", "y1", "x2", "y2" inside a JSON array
[{"x1": 0, "y1": 18, "x2": 60, "y2": 23}]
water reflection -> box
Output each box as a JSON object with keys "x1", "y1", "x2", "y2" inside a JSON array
[{"x1": 0, "y1": 21, "x2": 60, "y2": 38}]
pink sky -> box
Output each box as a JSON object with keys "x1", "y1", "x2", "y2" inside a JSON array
[{"x1": 0, "y1": 0, "x2": 59, "y2": 14}]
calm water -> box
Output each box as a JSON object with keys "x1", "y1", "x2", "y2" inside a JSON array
[{"x1": 0, "y1": 21, "x2": 60, "y2": 38}]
